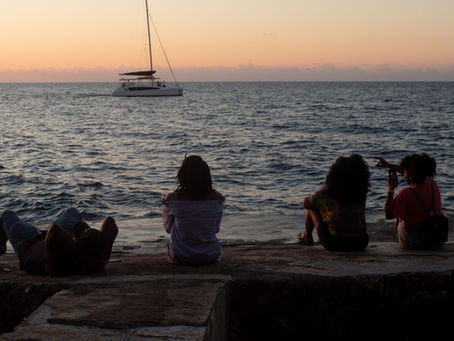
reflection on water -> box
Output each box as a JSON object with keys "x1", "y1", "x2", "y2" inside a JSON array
[{"x1": 0, "y1": 82, "x2": 453, "y2": 238}]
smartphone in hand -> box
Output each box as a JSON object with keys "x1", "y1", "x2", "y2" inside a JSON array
[{"x1": 388, "y1": 169, "x2": 398, "y2": 189}]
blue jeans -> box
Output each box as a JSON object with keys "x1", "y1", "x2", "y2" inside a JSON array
[{"x1": 0, "y1": 207, "x2": 81, "y2": 257}]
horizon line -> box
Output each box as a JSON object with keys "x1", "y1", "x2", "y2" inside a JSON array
[
  {"x1": 2, "y1": 80, "x2": 454, "y2": 84},
  {"x1": 1, "y1": 65, "x2": 454, "y2": 82}
]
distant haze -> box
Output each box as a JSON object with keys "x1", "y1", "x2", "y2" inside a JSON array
[{"x1": 1, "y1": 65, "x2": 454, "y2": 83}]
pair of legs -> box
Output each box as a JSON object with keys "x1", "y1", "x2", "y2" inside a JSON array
[
  {"x1": 0, "y1": 207, "x2": 81, "y2": 258},
  {"x1": 299, "y1": 209, "x2": 369, "y2": 252},
  {"x1": 298, "y1": 209, "x2": 323, "y2": 245}
]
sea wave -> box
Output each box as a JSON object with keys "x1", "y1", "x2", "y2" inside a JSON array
[{"x1": 0, "y1": 82, "x2": 453, "y2": 235}]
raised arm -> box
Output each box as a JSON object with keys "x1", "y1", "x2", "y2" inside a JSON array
[
  {"x1": 384, "y1": 170, "x2": 398, "y2": 219},
  {"x1": 373, "y1": 157, "x2": 403, "y2": 174}
]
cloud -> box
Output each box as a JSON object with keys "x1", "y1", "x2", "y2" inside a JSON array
[{"x1": 1, "y1": 65, "x2": 454, "y2": 82}]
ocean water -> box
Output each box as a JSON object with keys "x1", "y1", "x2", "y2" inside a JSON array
[{"x1": 0, "y1": 82, "x2": 453, "y2": 245}]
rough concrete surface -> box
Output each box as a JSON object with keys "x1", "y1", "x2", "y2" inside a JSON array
[{"x1": 1, "y1": 220, "x2": 454, "y2": 340}]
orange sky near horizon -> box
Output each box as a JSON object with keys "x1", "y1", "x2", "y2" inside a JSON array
[{"x1": 1, "y1": 0, "x2": 453, "y2": 81}]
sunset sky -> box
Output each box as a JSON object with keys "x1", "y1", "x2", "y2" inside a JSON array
[{"x1": 1, "y1": 0, "x2": 453, "y2": 82}]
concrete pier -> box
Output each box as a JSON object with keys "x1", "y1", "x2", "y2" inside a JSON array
[{"x1": 1, "y1": 215, "x2": 453, "y2": 340}]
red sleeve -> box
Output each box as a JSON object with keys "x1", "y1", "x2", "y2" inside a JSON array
[{"x1": 389, "y1": 187, "x2": 418, "y2": 224}]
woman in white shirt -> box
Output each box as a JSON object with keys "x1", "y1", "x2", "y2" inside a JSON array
[{"x1": 162, "y1": 155, "x2": 225, "y2": 264}]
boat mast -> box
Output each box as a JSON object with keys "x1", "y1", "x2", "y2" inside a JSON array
[{"x1": 145, "y1": 0, "x2": 153, "y2": 73}]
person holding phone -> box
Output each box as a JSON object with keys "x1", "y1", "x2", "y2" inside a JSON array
[{"x1": 374, "y1": 154, "x2": 445, "y2": 249}]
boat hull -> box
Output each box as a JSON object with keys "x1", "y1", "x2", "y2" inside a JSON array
[{"x1": 112, "y1": 86, "x2": 183, "y2": 97}]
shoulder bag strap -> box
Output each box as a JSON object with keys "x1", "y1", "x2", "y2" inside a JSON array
[
  {"x1": 409, "y1": 187, "x2": 431, "y2": 215},
  {"x1": 430, "y1": 181, "x2": 435, "y2": 212}
]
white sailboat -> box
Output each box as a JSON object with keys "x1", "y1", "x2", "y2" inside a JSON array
[{"x1": 112, "y1": 0, "x2": 183, "y2": 97}]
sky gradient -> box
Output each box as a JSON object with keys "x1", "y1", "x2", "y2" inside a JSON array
[{"x1": 1, "y1": 0, "x2": 454, "y2": 82}]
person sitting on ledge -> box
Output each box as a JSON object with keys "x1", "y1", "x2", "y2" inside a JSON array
[
  {"x1": 0, "y1": 207, "x2": 118, "y2": 276},
  {"x1": 162, "y1": 155, "x2": 225, "y2": 265},
  {"x1": 298, "y1": 154, "x2": 370, "y2": 251},
  {"x1": 375, "y1": 153, "x2": 446, "y2": 250}
]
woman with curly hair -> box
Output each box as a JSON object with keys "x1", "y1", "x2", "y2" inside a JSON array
[
  {"x1": 162, "y1": 155, "x2": 225, "y2": 264},
  {"x1": 298, "y1": 154, "x2": 370, "y2": 251}
]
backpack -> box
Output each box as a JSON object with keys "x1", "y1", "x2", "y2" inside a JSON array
[{"x1": 410, "y1": 184, "x2": 448, "y2": 244}]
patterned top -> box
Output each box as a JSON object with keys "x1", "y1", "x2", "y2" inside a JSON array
[{"x1": 304, "y1": 187, "x2": 367, "y2": 237}]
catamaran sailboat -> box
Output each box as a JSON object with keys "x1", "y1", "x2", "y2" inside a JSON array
[{"x1": 112, "y1": 0, "x2": 183, "y2": 97}]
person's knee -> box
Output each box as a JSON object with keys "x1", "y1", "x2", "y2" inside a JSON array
[
  {"x1": 60, "y1": 207, "x2": 80, "y2": 216},
  {"x1": 58, "y1": 207, "x2": 81, "y2": 222},
  {"x1": 1, "y1": 210, "x2": 17, "y2": 222},
  {"x1": 1, "y1": 209, "x2": 15, "y2": 216}
]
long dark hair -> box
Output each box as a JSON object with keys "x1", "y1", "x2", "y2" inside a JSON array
[
  {"x1": 400, "y1": 153, "x2": 436, "y2": 184},
  {"x1": 176, "y1": 155, "x2": 213, "y2": 199},
  {"x1": 325, "y1": 154, "x2": 370, "y2": 205}
]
